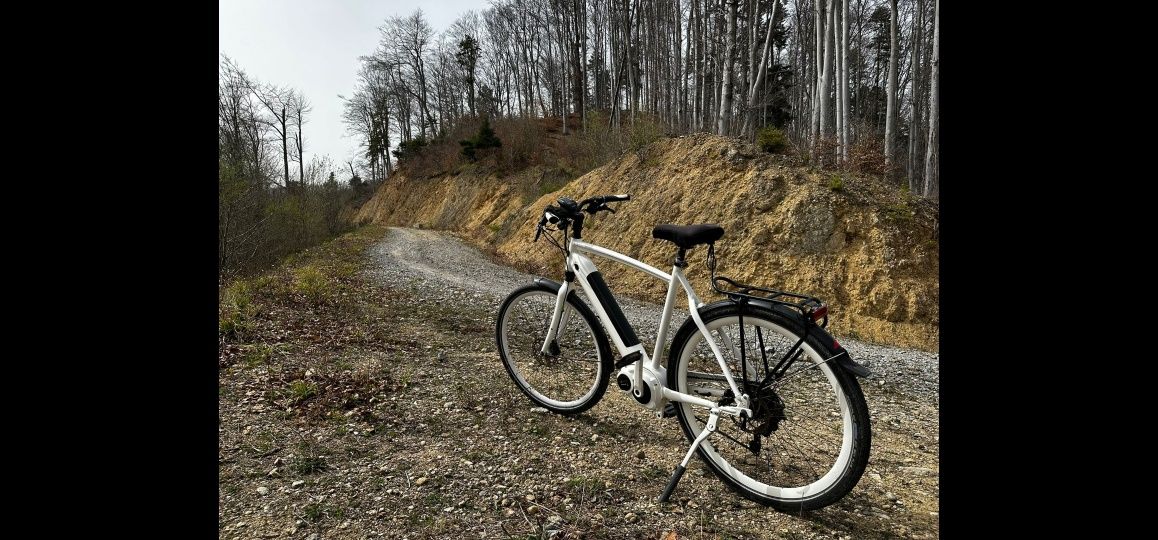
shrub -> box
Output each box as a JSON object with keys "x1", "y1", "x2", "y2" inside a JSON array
[
  {"x1": 757, "y1": 127, "x2": 789, "y2": 154},
  {"x1": 293, "y1": 265, "x2": 331, "y2": 303},
  {"x1": 392, "y1": 137, "x2": 428, "y2": 162},
  {"x1": 219, "y1": 280, "x2": 256, "y2": 339},
  {"x1": 492, "y1": 117, "x2": 546, "y2": 170},
  {"x1": 848, "y1": 139, "x2": 888, "y2": 176},
  {"x1": 828, "y1": 174, "x2": 844, "y2": 191},
  {"x1": 459, "y1": 117, "x2": 503, "y2": 161},
  {"x1": 627, "y1": 114, "x2": 664, "y2": 151}
]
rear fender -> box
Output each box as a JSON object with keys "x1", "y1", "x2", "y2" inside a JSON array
[{"x1": 690, "y1": 299, "x2": 872, "y2": 378}]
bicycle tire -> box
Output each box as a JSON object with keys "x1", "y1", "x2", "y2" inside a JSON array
[
  {"x1": 496, "y1": 282, "x2": 613, "y2": 415},
  {"x1": 666, "y1": 302, "x2": 871, "y2": 511}
]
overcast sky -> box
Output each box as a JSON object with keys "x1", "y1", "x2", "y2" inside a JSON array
[{"x1": 219, "y1": 0, "x2": 484, "y2": 175}]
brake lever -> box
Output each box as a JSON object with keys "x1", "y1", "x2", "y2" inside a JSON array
[{"x1": 534, "y1": 216, "x2": 546, "y2": 242}]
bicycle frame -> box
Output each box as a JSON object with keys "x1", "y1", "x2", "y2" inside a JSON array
[{"x1": 540, "y1": 236, "x2": 752, "y2": 415}]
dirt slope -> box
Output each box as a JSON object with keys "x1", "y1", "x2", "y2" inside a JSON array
[{"x1": 355, "y1": 134, "x2": 938, "y2": 351}]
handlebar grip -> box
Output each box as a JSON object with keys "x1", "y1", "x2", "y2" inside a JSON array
[{"x1": 607, "y1": 194, "x2": 631, "y2": 202}]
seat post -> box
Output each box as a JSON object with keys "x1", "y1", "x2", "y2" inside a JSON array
[{"x1": 674, "y1": 247, "x2": 688, "y2": 268}]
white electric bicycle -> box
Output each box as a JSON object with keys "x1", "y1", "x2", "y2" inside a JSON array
[{"x1": 495, "y1": 194, "x2": 871, "y2": 511}]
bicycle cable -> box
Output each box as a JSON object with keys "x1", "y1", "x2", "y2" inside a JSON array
[{"x1": 542, "y1": 222, "x2": 569, "y2": 257}]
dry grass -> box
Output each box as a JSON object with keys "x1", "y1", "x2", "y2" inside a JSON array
[{"x1": 218, "y1": 225, "x2": 939, "y2": 539}]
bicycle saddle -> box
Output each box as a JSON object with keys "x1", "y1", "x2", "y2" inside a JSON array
[{"x1": 652, "y1": 224, "x2": 725, "y2": 249}]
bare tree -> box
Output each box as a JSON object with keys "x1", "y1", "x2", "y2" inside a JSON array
[
  {"x1": 250, "y1": 82, "x2": 294, "y2": 189},
  {"x1": 840, "y1": 0, "x2": 850, "y2": 160},
  {"x1": 718, "y1": 0, "x2": 738, "y2": 135},
  {"x1": 741, "y1": 0, "x2": 780, "y2": 138},
  {"x1": 923, "y1": 0, "x2": 938, "y2": 198},
  {"x1": 290, "y1": 92, "x2": 312, "y2": 185},
  {"x1": 884, "y1": 0, "x2": 898, "y2": 170},
  {"x1": 907, "y1": 0, "x2": 923, "y2": 192},
  {"x1": 818, "y1": 0, "x2": 834, "y2": 146}
]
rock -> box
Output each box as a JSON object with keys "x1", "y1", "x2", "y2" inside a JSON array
[
  {"x1": 415, "y1": 477, "x2": 429, "y2": 486},
  {"x1": 885, "y1": 491, "x2": 898, "y2": 501},
  {"x1": 437, "y1": 351, "x2": 447, "y2": 362},
  {"x1": 307, "y1": 535, "x2": 319, "y2": 540},
  {"x1": 503, "y1": 508, "x2": 515, "y2": 517},
  {"x1": 547, "y1": 515, "x2": 563, "y2": 526},
  {"x1": 869, "y1": 472, "x2": 882, "y2": 482},
  {"x1": 591, "y1": 434, "x2": 599, "y2": 442},
  {"x1": 527, "y1": 506, "x2": 540, "y2": 515},
  {"x1": 525, "y1": 494, "x2": 536, "y2": 502},
  {"x1": 291, "y1": 480, "x2": 305, "y2": 489},
  {"x1": 267, "y1": 468, "x2": 279, "y2": 477},
  {"x1": 635, "y1": 450, "x2": 646, "y2": 460},
  {"x1": 256, "y1": 487, "x2": 269, "y2": 496},
  {"x1": 625, "y1": 512, "x2": 639, "y2": 523},
  {"x1": 900, "y1": 466, "x2": 935, "y2": 476},
  {"x1": 443, "y1": 506, "x2": 453, "y2": 513},
  {"x1": 531, "y1": 407, "x2": 549, "y2": 414}
]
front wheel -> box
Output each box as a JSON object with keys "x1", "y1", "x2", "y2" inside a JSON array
[
  {"x1": 667, "y1": 303, "x2": 871, "y2": 512},
  {"x1": 496, "y1": 282, "x2": 612, "y2": 415}
]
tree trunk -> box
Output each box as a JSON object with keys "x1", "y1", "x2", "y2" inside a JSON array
[
  {"x1": 811, "y1": 0, "x2": 823, "y2": 143},
  {"x1": 884, "y1": 0, "x2": 898, "y2": 171},
  {"x1": 717, "y1": 0, "x2": 737, "y2": 135},
  {"x1": 281, "y1": 106, "x2": 290, "y2": 190},
  {"x1": 908, "y1": 0, "x2": 923, "y2": 192},
  {"x1": 296, "y1": 114, "x2": 304, "y2": 185},
  {"x1": 818, "y1": 0, "x2": 833, "y2": 144},
  {"x1": 923, "y1": 0, "x2": 939, "y2": 198},
  {"x1": 840, "y1": 0, "x2": 850, "y2": 160},
  {"x1": 741, "y1": 0, "x2": 778, "y2": 138}
]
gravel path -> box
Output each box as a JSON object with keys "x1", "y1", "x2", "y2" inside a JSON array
[
  {"x1": 220, "y1": 226, "x2": 940, "y2": 539},
  {"x1": 367, "y1": 226, "x2": 938, "y2": 403}
]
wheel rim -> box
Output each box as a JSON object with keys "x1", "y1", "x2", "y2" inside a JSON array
[
  {"x1": 676, "y1": 315, "x2": 854, "y2": 500},
  {"x1": 499, "y1": 290, "x2": 604, "y2": 409}
]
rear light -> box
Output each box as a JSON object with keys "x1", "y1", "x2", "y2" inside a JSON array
[{"x1": 809, "y1": 304, "x2": 828, "y2": 321}]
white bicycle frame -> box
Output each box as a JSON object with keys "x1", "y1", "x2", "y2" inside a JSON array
[{"x1": 539, "y1": 236, "x2": 752, "y2": 418}]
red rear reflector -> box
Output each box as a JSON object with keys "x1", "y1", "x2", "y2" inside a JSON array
[
  {"x1": 811, "y1": 305, "x2": 828, "y2": 321},
  {"x1": 833, "y1": 338, "x2": 841, "y2": 349}
]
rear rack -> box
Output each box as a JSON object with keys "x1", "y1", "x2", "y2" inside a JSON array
[{"x1": 711, "y1": 275, "x2": 829, "y2": 328}]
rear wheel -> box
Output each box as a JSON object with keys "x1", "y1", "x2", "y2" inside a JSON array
[
  {"x1": 667, "y1": 304, "x2": 870, "y2": 511},
  {"x1": 496, "y1": 283, "x2": 612, "y2": 414}
]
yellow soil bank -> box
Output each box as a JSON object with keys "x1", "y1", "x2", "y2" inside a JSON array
[{"x1": 356, "y1": 134, "x2": 939, "y2": 351}]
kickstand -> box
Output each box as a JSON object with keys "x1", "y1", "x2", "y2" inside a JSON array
[{"x1": 658, "y1": 408, "x2": 720, "y2": 503}]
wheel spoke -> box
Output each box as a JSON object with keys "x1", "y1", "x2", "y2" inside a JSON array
[
  {"x1": 672, "y1": 309, "x2": 867, "y2": 506},
  {"x1": 498, "y1": 288, "x2": 607, "y2": 412}
]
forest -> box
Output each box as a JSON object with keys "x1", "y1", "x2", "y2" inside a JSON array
[
  {"x1": 342, "y1": 0, "x2": 938, "y2": 196},
  {"x1": 220, "y1": 0, "x2": 939, "y2": 276},
  {"x1": 218, "y1": 58, "x2": 378, "y2": 276}
]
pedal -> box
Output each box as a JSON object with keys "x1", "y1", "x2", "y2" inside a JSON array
[
  {"x1": 614, "y1": 351, "x2": 642, "y2": 369},
  {"x1": 662, "y1": 403, "x2": 677, "y2": 418}
]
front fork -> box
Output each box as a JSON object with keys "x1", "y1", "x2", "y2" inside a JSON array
[{"x1": 540, "y1": 280, "x2": 571, "y2": 355}]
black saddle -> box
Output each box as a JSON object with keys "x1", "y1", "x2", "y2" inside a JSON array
[{"x1": 652, "y1": 224, "x2": 725, "y2": 249}]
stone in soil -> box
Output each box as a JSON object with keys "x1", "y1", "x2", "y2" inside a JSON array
[
  {"x1": 291, "y1": 480, "x2": 305, "y2": 489},
  {"x1": 415, "y1": 477, "x2": 429, "y2": 486}
]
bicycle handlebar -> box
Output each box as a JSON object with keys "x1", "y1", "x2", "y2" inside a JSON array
[{"x1": 533, "y1": 194, "x2": 631, "y2": 242}]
